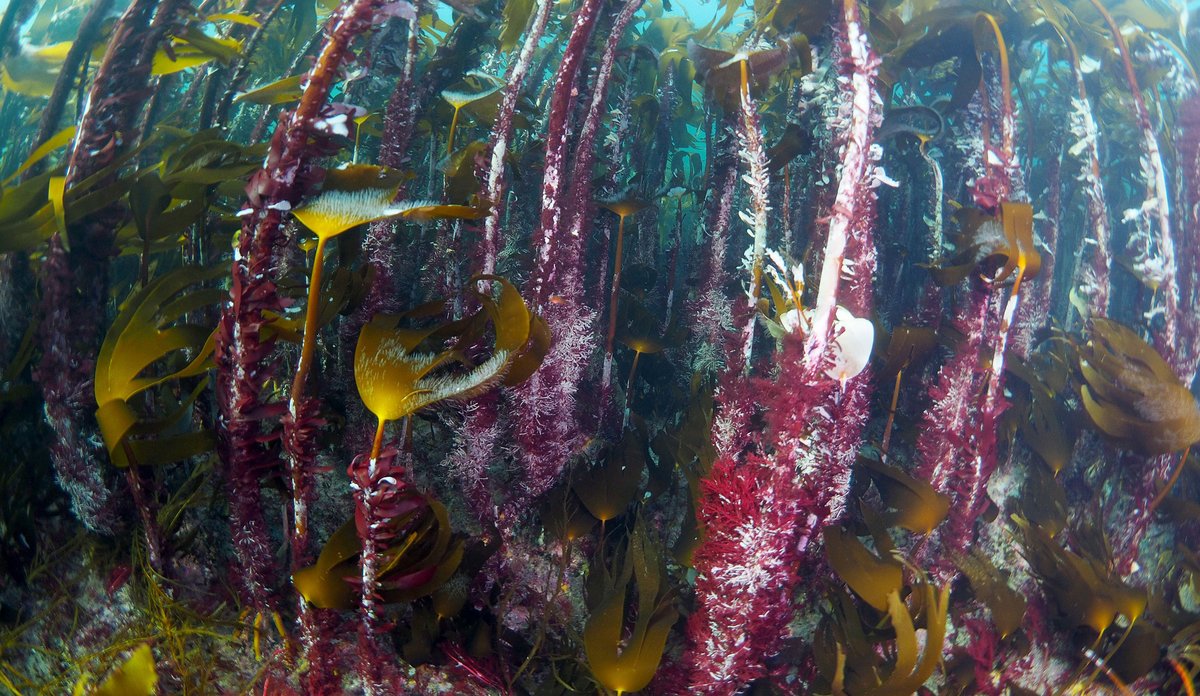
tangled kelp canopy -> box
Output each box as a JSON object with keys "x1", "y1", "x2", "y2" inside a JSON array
[{"x1": 1, "y1": 0, "x2": 1200, "y2": 693}]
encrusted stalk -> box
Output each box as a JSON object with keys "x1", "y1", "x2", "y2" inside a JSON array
[
  {"x1": 478, "y1": 0, "x2": 552, "y2": 276},
  {"x1": 733, "y1": 66, "x2": 771, "y2": 371},
  {"x1": 348, "y1": 425, "x2": 416, "y2": 696},
  {"x1": 512, "y1": 0, "x2": 604, "y2": 504},
  {"x1": 803, "y1": 0, "x2": 880, "y2": 362},
  {"x1": 683, "y1": 5, "x2": 881, "y2": 691},
  {"x1": 1085, "y1": 0, "x2": 1180, "y2": 371},
  {"x1": 215, "y1": 0, "x2": 390, "y2": 629},
  {"x1": 1063, "y1": 61, "x2": 1112, "y2": 321},
  {"x1": 525, "y1": 0, "x2": 605, "y2": 309},
  {"x1": 35, "y1": 0, "x2": 184, "y2": 534}
]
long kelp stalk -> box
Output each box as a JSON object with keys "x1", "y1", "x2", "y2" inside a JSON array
[
  {"x1": 34, "y1": 0, "x2": 184, "y2": 534},
  {"x1": 683, "y1": 5, "x2": 882, "y2": 691},
  {"x1": 803, "y1": 0, "x2": 879, "y2": 361},
  {"x1": 446, "y1": 0, "x2": 553, "y2": 527},
  {"x1": 1084, "y1": 0, "x2": 1180, "y2": 371},
  {"x1": 526, "y1": 0, "x2": 605, "y2": 310},
  {"x1": 733, "y1": 64, "x2": 770, "y2": 371},
  {"x1": 27, "y1": 0, "x2": 115, "y2": 169},
  {"x1": 216, "y1": 0, "x2": 392, "y2": 618},
  {"x1": 479, "y1": 0, "x2": 552, "y2": 276},
  {"x1": 1062, "y1": 48, "x2": 1112, "y2": 321},
  {"x1": 514, "y1": 0, "x2": 605, "y2": 502},
  {"x1": 556, "y1": 0, "x2": 641, "y2": 405}
]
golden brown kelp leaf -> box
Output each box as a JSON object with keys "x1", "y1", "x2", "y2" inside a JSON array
[
  {"x1": 572, "y1": 431, "x2": 646, "y2": 522},
  {"x1": 94, "y1": 266, "x2": 225, "y2": 468},
  {"x1": 584, "y1": 519, "x2": 679, "y2": 694},
  {"x1": 355, "y1": 276, "x2": 534, "y2": 423},
  {"x1": 503, "y1": 314, "x2": 551, "y2": 387},
  {"x1": 442, "y1": 81, "x2": 503, "y2": 154},
  {"x1": 1021, "y1": 390, "x2": 1076, "y2": 475},
  {"x1": 443, "y1": 139, "x2": 490, "y2": 202},
  {"x1": 874, "y1": 582, "x2": 950, "y2": 695},
  {"x1": 859, "y1": 456, "x2": 950, "y2": 534},
  {"x1": 292, "y1": 164, "x2": 409, "y2": 240},
  {"x1": 540, "y1": 482, "x2": 599, "y2": 542},
  {"x1": 876, "y1": 325, "x2": 938, "y2": 378},
  {"x1": 1107, "y1": 622, "x2": 1170, "y2": 684},
  {"x1": 821, "y1": 577, "x2": 950, "y2": 696},
  {"x1": 0, "y1": 170, "x2": 58, "y2": 254},
  {"x1": 825, "y1": 526, "x2": 904, "y2": 612},
  {"x1": 953, "y1": 548, "x2": 1027, "y2": 638},
  {"x1": 618, "y1": 296, "x2": 675, "y2": 357},
  {"x1": 233, "y1": 74, "x2": 304, "y2": 105},
  {"x1": 94, "y1": 644, "x2": 158, "y2": 696},
  {"x1": 1078, "y1": 319, "x2": 1200, "y2": 454},
  {"x1": 1015, "y1": 516, "x2": 1146, "y2": 635},
  {"x1": 687, "y1": 36, "x2": 805, "y2": 111},
  {"x1": 929, "y1": 203, "x2": 1040, "y2": 286},
  {"x1": 1015, "y1": 464, "x2": 1068, "y2": 536},
  {"x1": 294, "y1": 501, "x2": 463, "y2": 610},
  {"x1": 766, "y1": 122, "x2": 813, "y2": 173}
]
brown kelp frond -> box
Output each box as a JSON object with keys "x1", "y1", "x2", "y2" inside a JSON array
[
  {"x1": 820, "y1": 536, "x2": 950, "y2": 696},
  {"x1": 90, "y1": 643, "x2": 158, "y2": 696},
  {"x1": 355, "y1": 275, "x2": 538, "y2": 424},
  {"x1": 294, "y1": 499, "x2": 463, "y2": 610},
  {"x1": 94, "y1": 265, "x2": 225, "y2": 468},
  {"x1": 442, "y1": 79, "x2": 503, "y2": 154},
  {"x1": 929, "y1": 202, "x2": 1040, "y2": 286},
  {"x1": 824, "y1": 526, "x2": 904, "y2": 613},
  {"x1": 1013, "y1": 463, "x2": 1068, "y2": 537},
  {"x1": 858, "y1": 455, "x2": 950, "y2": 535},
  {"x1": 1014, "y1": 515, "x2": 1146, "y2": 635},
  {"x1": 571, "y1": 430, "x2": 646, "y2": 523},
  {"x1": 291, "y1": 163, "x2": 408, "y2": 240},
  {"x1": 953, "y1": 548, "x2": 1027, "y2": 639},
  {"x1": 1077, "y1": 318, "x2": 1200, "y2": 455},
  {"x1": 687, "y1": 35, "x2": 806, "y2": 110},
  {"x1": 599, "y1": 193, "x2": 651, "y2": 220},
  {"x1": 583, "y1": 517, "x2": 679, "y2": 694}
]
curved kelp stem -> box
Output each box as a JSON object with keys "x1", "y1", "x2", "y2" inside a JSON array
[{"x1": 213, "y1": 0, "x2": 394, "y2": 677}]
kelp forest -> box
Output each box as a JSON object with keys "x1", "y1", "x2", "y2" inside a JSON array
[{"x1": 0, "y1": 0, "x2": 1199, "y2": 692}]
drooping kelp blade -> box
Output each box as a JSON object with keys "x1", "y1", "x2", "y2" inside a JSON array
[
  {"x1": 291, "y1": 164, "x2": 408, "y2": 239},
  {"x1": 94, "y1": 643, "x2": 158, "y2": 696},
  {"x1": 929, "y1": 202, "x2": 1039, "y2": 285},
  {"x1": 294, "y1": 500, "x2": 462, "y2": 609},
  {"x1": 355, "y1": 277, "x2": 537, "y2": 423},
  {"x1": 824, "y1": 526, "x2": 904, "y2": 612},
  {"x1": 94, "y1": 266, "x2": 226, "y2": 468},
  {"x1": 1079, "y1": 319, "x2": 1200, "y2": 454},
  {"x1": 234, "y1": 75, "x2": 305, "y2": 105},
  {"x1": 859, "y1": 456, "x2": 949, "y2": 535},
  {"x1": 584, "y1": 520, "x2": 678, "y2": 694}
]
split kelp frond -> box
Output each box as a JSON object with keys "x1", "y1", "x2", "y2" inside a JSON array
[{"x1": 1078, "y1": 318, "x2": 1200, "y2": 455}]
